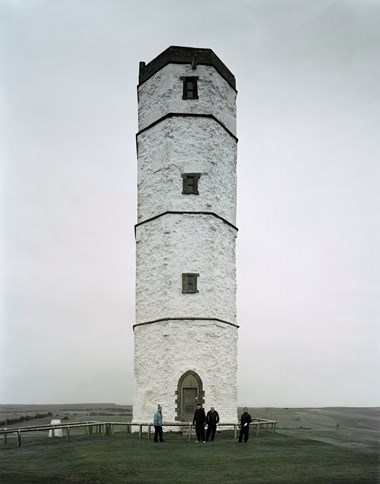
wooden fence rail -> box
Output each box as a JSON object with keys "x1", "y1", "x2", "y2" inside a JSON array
[{"x1": 0, "y1": 419, "x2": 276, "y2": 447}]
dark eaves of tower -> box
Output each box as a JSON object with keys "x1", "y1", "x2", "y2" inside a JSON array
[{"x1": 138, "y1": 46, "x2": 237, "y2": 91}]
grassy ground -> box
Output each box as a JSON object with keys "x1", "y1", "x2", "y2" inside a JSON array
[
  {"x1": 0, "y1": 428, "x2": 378, "y2": 483},
  {"x1": 0, "y1": 407, "x2": 378, "y2": 483}
]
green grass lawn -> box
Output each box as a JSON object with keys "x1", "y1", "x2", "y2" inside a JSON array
[{"x1": 0, "y1": 428, "x2": 378, "y2": 483}]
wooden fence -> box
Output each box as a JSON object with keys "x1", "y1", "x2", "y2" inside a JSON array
[{"x1": 0, "y1": 419, "x2": 276, "y2": 447}]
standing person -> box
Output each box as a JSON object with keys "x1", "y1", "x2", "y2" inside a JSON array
[
  {"x1": 153, "y1": 405, "x2": 165, "y2": 442},
  {"x1": 206, "y1": 406, "x2": 220, "y2": 442},
  {"x1": 192, "y1": 403, "x2": 206, "y2": 443},
  {"x1": 238, "y1": 407, "x2": 252, "y2": 443}
]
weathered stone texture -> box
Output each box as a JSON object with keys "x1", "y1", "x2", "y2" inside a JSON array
[
  {"x1": 133, "y1": 47, "x2": 238, "y2": 425},
  {"x1": 138, "y1": 64, "x2": 237, "y2": 135},
  {"x1": 135, "y1": 214, "x2": 237, "y2": 324},
  {"x1": 133, "y1": 320, "x2": 238, "y2": 423},
  {"x1": 137, "y1": 117, "x2": 237, "y2": 225}
]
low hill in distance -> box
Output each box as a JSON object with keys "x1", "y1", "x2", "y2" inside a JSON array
[
  {"x1": 0, "y1": 403, "x2": 132, "y2": 427},
  {"x1": 1, "y1": 404, "x2": 378, "y2": 433}
]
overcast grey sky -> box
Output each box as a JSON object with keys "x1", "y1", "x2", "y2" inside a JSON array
[{"x1": 1, "y1": 0, "x2": 379, "y2": 407}]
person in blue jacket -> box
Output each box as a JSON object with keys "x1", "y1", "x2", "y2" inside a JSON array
[{"x1": 153, "y1": 405, "x2": 165, "y2": 442}]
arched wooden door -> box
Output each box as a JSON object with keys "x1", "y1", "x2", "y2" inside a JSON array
[{"x1": 175, "y1": 370, "x2": 204, "y2": 422}]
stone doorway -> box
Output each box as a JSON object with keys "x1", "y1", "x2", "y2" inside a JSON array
[{"x1": 176, "y1": 370, "x2": 204, "y2": 422}]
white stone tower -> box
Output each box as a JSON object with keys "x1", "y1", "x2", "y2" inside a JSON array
[{"x1": 133, "y1": 46, "x2": 238, "y2": 425}]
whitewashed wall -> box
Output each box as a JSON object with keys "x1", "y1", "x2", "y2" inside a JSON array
[
  {"x1": 133, "y1": 52, "x2": 238, "y2": 425},
  {"x1": 133, "y1": 320, "x2": 238, "y2": 424},
  {"x1": 138, "y1": 64, "x2": 237, "y2": 135},
  {"x1": 135, "y1": 214, "x2": 237, "y2": 325},
  {"x1": 137, "y1": 117, "x2": 237, "y2": 225}
]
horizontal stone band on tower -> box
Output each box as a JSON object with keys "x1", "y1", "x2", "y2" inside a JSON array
[
  {"x1": 136, "y1": 113, "x2": 239, "y2": 144},
  {"x1": 135, "y1": 210, "x2": 238, "y2": 235},
  {"x1": 133, "y1": 317, "x2": 240, "y2": 330}
]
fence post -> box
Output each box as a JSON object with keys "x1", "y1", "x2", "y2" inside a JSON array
[
  {"x1": 17, "y1": 430, "x2": 21, "y2": 447},
  {"x1": 66, "y1": 427, "x2": 70, "y2": 440},
  {"x1": 256, "y1": 422, "x2": 260, "y2": 437},
  {"x1": 4, "y1": 433, "x2": 7, "y2": 445}
]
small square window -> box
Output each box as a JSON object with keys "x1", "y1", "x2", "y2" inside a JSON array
[
  {"x1": 182, "y1": 76, "x2": 199, "y2": 99},
  {"x1": 182, "y1": 173, "x2": 201, "y2": 195},
  {"x1": 182, "y1": 273, "x2": 199, "y2": 293}
]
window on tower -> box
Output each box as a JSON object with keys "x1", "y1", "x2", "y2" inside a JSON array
[
  {"x1": 181, "y1": 76, "x2": 199, "y2": 99},
  {"x1": 182, "y1": 173, "x2": 201, "y2": 195},
  {"x1": 182, "y1": 273, "x2": 199, "y2": 293}
]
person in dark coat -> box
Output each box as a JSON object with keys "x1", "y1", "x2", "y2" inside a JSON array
[
  {"x1": 192, "y1": 403, "x2": 206, "y2": 443},
  {"x1": 238, "y1": 407, "x2": 252, "y2": 443},
  {"x1": 206, "y1": 406, "x2": 220, "y2": 441}
]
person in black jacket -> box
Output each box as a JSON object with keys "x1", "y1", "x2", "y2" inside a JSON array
[
  {"x1": 238, "y1": 407, "x2": 253, "y2": 443},
  {"x1": 192, "y1": 403, "x2": 206, "y2": 443},
  {"x1": 206, "y1": 406, "x2": 220, "y2": 441}
]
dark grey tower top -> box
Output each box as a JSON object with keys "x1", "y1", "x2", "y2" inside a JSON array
[{"x1": 138, "y1": 45, "x2": 236, "y2": 90}]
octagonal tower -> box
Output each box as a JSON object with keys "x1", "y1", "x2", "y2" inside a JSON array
[{"x1": 133, "y1": 46, "x2": 238, "y2": 425}]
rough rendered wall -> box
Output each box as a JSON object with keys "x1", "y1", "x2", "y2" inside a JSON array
[
  {"x1": 137, "y1": 117, "x2": 237, "y2": 225},
  {"x1": 133, "y1": 320, "x2": 238, "y2": 424},
  {"x1": 134, "y1": 50, "x2": 238, "y2": 425},
  {"x1": 138, "y1": 64, "x2": 237, "y2": 135},
  {"x1": 135, "y1": 214, "x2": 237, "y2": 325}
]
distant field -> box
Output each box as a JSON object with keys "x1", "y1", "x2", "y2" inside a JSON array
[
  {"x1": 0, "y1": 406, "x2": 378, "y2": 483},
  {"x1": 0, "y1": 403, "x2": 133, "y2": 427}
]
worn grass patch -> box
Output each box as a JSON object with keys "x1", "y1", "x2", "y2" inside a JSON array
[{"x1": 0, "y1": 429, "x2": 378, "y2": 483}]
